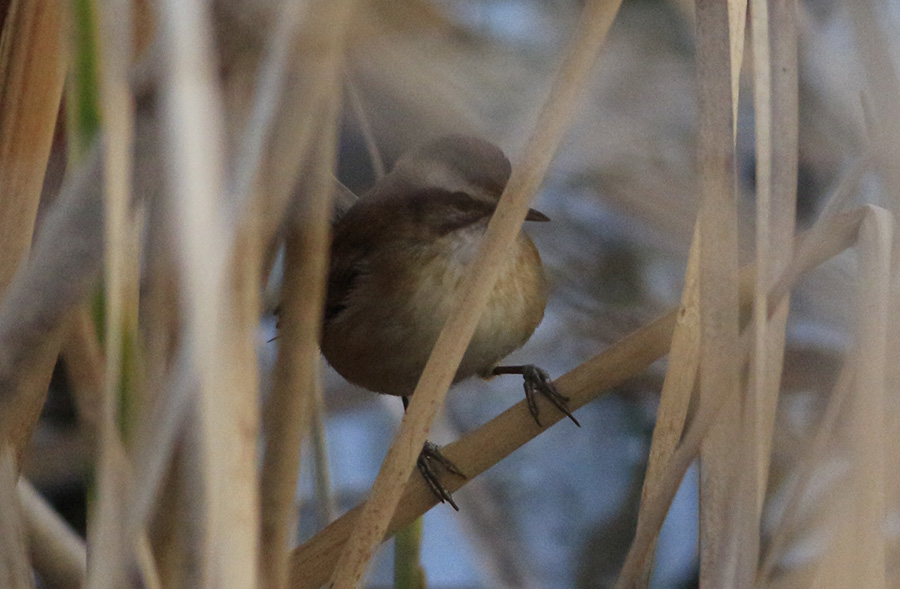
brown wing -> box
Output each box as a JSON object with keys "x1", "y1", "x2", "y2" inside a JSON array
[{"x1": 322, "y1": 188, "x2": 493, "y2": 323}]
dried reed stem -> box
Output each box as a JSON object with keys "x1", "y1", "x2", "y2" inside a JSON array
[
  {"x1": 85, "y1": 0, "x2": 141, "y2": 585},
  {"x1": 329, "y1": 1, "x2": 625, "y2": 585},
  {"x1": 291, "y1": 203, "x2": 861, "y2": 588},
  {"x1": 617, "y1": 205, "x2": 867, "y2": 588},
  {"x1": 633, "y1": 223, "x2": 701, "y2": 586},
  {"x1": 260, "y1": 102, "x2": 340, "y2": 589},
  {"x1": 0, "y1": 144, "x2": 104, "y2": 462},
  {"x1": 309, "y1": 379, "x2": 335, "y2": 524},
  {"x1": 739, "y1": 0, "x2": 775, "y2": 581},
  {"x1": 294, "y1": 270, "x2": 767, "y2": 588},
  {"x1": 61, "y1": 306, "x2": 105, "y2": 447},
  {"x1": 18, "y1": 478, "x2": 86, "y2": 589},
  {"x1": 695, "y1": 1, "x2": 741, "y2": 584},
  {"x1": 756, "y1": 361, "x2": 854, "y2": 582},
  {"x1": 749, "y1": 0, "x2": 798, "y2": 514},
  {"x1": 617, "y1": 326, "x2": 751, "y2": 589},
  {"x1": 244, "y1": 2, "x2": 352, "y2": 587},
  {"x1": 228, "y1": 0, "x2": 306, "y2": 214},
  {"x1": 845, "y1": 3, "x2": 900, "y2": 220},
  {"x1": 726, "y1": 0, "x2": 746, "y2": 137},
  {"x1": 0, "y1": 0, "x2": 65, "y2": 294},
  {"x1": 257, "y1": 0, "x2": 360, "y2": 246},
  {"x1": 154, "y1": 0, "x2": 258, "y2": 584},
  {"x1": 0, "y1": 0, "x2": 66, "y2": 459},
  {"x1": 848, "y1": 206, "x2": 891, "y2": 586},
  {"x1": 0, "y1": 447, "x2": 31, "y2": 588},
  {"x1": 739, "y1": 3, "x2": 799, "y2": 582},
  {"x1": 845, "y1": 12, "x2": 900, "y2": 583}
]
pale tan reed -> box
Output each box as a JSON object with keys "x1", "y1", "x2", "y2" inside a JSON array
[
  {"x1": 0, "y1": 0, "x2": 66, "y2": 461},
  {"x1": 153, "y1": 0, "x2": 259, "y2": 585},
  {"x1": 329, "y1": 1, "x2": 625, "y2": 585},
  {"x1": 18, "y1": 479, "x2": 86, "y2": 588},
  {"x1": 632, "y1": 223, "x2": 701, "y2": 586},
  {"x1": 0, "y1": 448, "x2": 32, "y2": 588},
  {"x1": 695, "y1": 1, "x2": 742, "y2": 584}
]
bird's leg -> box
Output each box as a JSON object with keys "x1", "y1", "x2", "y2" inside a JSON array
[
  {"x1": 401, "y1": 396, "x2": 467, "y2": 511},
  {"x1": 491, "y1": 365, "x2": 581, "y2": 427}
]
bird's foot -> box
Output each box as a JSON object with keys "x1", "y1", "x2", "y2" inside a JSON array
[
  {"x1": 417, "y1": 441, "x2": 466, "y2": 511},
  {"x1": 493, "y1": 365, "x2": 581, "y2": 428}
]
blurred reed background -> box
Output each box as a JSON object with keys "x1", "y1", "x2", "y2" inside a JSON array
[{"x1": 1, "y1": 0, "x2": 898, "y2": 587}]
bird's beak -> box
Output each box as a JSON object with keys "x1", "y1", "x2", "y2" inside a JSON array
[{"x1": 526, "y1": 208, "x2": 550, "y2": 222}]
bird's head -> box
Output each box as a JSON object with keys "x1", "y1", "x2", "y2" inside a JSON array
[{"x1": 388, "y1": 135, "x2": 549, "y2": 223}]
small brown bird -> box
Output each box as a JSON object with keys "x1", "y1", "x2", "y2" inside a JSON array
[{"x1": 321, "y1": 135, "x2": 578, "y2": 508}]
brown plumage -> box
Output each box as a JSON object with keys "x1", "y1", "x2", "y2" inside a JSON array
[{"x1": 320, "y1": 135, "x2": 549, "y2": 398}]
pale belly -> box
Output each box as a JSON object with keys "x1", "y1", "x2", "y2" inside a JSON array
[{"x1": 320, "y1": 231, "x2": 547, "y2": 397}]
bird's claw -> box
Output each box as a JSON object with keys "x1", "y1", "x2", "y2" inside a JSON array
[
  {"x1": 417, "y1": 441, "x2": 466, "y2": 511},
  {"x1": 521, "y1": 365, "x2": 581, "y2": 428}
]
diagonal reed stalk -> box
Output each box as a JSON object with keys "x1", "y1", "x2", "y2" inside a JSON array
[
  {"x1": 632, "y1": 223, "x2": 701, "y2": 586},
  {"x1": 0, "y1": 143, "x2": 104, "y2": 467},
  {"x1": 0, "y1": 3, "x2": 896, "y2": 587},
  {"x1": 290, "y1": 205, "x2": 863, "y2": 589},
  {"x1": 0, "y1": 0, "x2": 66, "y2": 461},
  {"x1": 18, "y1": 478, "x2": 86, "y2": 588},
  {"x1": 329, "y1": 1, "x2": 625, "y2": 585}
]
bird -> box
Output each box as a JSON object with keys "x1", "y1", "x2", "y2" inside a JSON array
[{"x1": 320, "y1": 134, "x2": 579, "y2": 509}]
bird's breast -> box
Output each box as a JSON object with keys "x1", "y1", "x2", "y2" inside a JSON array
[{"x1": 321, "y1": 224, "x2": 547, "y2": 396}]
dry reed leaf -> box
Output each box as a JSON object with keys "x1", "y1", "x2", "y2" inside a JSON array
[
  {"x1": 0, "y1": 447, "x2": 31, "y2": 588},
  {"x1": 0, "y1": 0, "x2": 65, "y2": 294},
  {"x1": 259, "y1": 99, "x2": 341, "y2": 589},
  {"x1": 768, "y1": 160, "x2": 868, "y2": 309},
  {"x1": 845, "y1": 3, "x2": 900, "y2": 216},
  {"x1": 18, "y1": 478, "x2": 86, "y2": 589},
  {"x1": 617, "y1": 325, "x2": 753, "y2": 589},
  {"x1": 256, "y1": 0, "x2": 360, "y2": 247},
  {"x1": 329, "y1": 1, "x2": 625, "y2": 586},
  {"x1": 226, "y1": 0, "x2": 306, "y2": 216},
  {"x1": 757, "y1": 361, "x2": 854, "y2": 582},
  {"x1": 0, "y1": 144, "x2": 103, "y2": 461},
  {"x1": 810, "y1": 487, "x2": 864, "y2": 589},
  {"x1": 845, "y1": 8, "x2": 900, "y2": 579},
  {"x1": 736, "y1": 0, "x2": 776, "y2": 581},
  {"x1": 749, "y1": 0, "x2": 798, "y2": 514},
  {"x1": 154, "y1": 0, "x2": 259, "y2": 584},
  {"x1": 84, "y1": 2, "x2": 143, "y2": 586},
  {"x1": 632, "y1": 223, "x2": 701, "y2": 586},
  {"x1": 135, "y1": 533, "x2": 163, "y2": 589},
  {"x1": 792, "y1": 208, "x2": 893, "y2": 589},
  {"x1": 60, "y1": 306, "x2": 105, "y2": 447},
  {"x1": 847, "y1": 206, "x2": 891, "y2": 586},
  {"x1": 0, "y1": 0, "x2": 66, "y2": 460},
  {"x1": 727, "y1": 0, "x2": 746, "y2": 136},
  {"x1": 87, "y1": 435, "x2": 140, "y2": 589},
  {"x1": 616, "y1": 194, "x2": 865, "y2": 587},
  {"x1": 259, "y1": 224, "x2": 313, "y2": 589},
  {"x1": 309, "y1": 377, "x2": 335, "y2": 525},
  {"x1": 694, "y1": 1, "x2": 742, "y2": 584},
  {"x1": 294, "y1": 267, "x2": 758, "y2": 588},
  {"x1": 114, "y1": 3, "x2": 357, "y2": 581}
]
